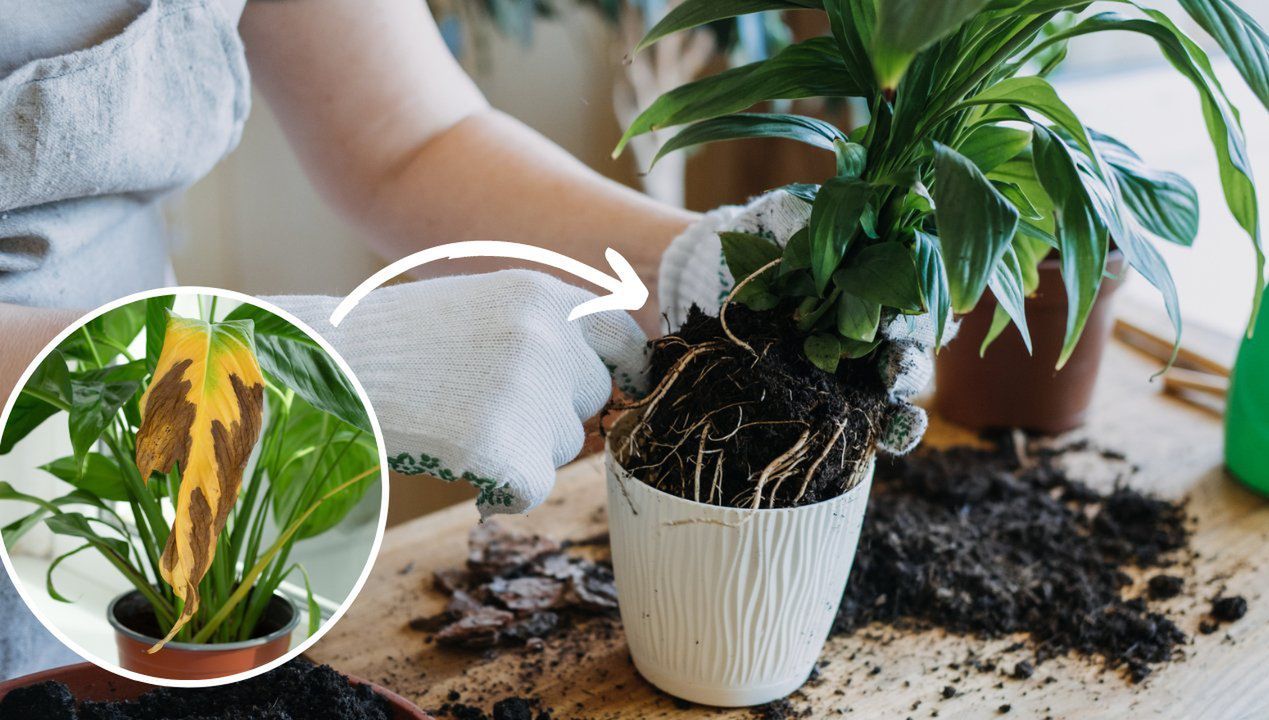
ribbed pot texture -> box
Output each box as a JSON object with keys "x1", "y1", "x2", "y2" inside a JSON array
[{"x1": 605, "y1": 443, "x2": 873, "y2": 707}]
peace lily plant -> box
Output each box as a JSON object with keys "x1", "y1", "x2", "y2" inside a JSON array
[
  {"x1": 618, "y1": 0, "x2": 1267, "y2": 371},
  {"x1": 1, "y1": 296, "x2": 379, "y2": 667},
  {"x1": 601, "y1": 0, "x2": 1268, "y2": 707}
]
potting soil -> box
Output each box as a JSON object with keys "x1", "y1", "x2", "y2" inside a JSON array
[
  {"x1": 0, "y1": 660, "x2": 390, "y2": 719},
  {"x1": 833, "y1": 435, "x2": 1203, "y2": 682},
  {"x1": 610, "y1": 306, "x2": 889, "y2": 509}
]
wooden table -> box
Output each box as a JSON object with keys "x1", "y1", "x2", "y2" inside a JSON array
[{"x1": 311, "y1": 339, "x2": 1269, "y2": 719}]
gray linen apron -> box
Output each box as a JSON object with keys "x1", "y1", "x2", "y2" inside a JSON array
[{"x1": 0, "y1": 0, "x2": 250, "y2": 678}]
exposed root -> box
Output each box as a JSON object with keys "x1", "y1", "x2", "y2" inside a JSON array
[{"x1": 719, "y1": 259, "x2": 780, "y2": 356}]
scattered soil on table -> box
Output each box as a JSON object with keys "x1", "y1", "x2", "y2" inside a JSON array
[
  {"x1": 410, "y1": 521, "x2": 617, "y2": 650},
  {"x1": 833, "y1": 434, "x2": 1206, "y2": 682},
  {"x1": 0, "y1": 660, "x2": 389, "y2": 720},
  {"x1": 432, "y1": 695, "x2": 552, "y2": 720},
  {"x1": 607, "y1": 306, "x2": 889, "y2": 509}
]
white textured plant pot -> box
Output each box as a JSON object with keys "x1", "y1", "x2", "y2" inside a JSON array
[{"x1": 605, "y1": 442, "x2": 874, "y2": 707}]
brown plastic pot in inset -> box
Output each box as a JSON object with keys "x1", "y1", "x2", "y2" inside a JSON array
[
  {"x1": 934, "y1": 250, "x2": 1127, "y2": 434},
  {"x1": 0, "y1": 662, "x2": 432, "y2": 718},
  {"x1": 107, "y1": 589, "x2": 297, "y2": 681}
]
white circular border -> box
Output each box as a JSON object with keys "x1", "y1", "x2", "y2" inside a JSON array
[{"x1": 0, "y1": 286, "x2": 390, "y2": 689}]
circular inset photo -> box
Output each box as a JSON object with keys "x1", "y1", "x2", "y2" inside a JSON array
[{"x1": 0, "y1": 288, "x2": 387, "y2": 686}]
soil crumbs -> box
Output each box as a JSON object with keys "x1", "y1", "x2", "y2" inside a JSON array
[
  {"x1": 0, "y1": 660, "x2": 388, "y2": 720},
  {"x1": 834, "y1": 433, "x2": 1222, "y2": 683}
]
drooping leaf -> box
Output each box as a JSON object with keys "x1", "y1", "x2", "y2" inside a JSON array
[
  {"x1": 68, "y1": 380, "x2": 137, "y2": 473},
  {"x1": 833, "y1": 241, "x2": 925, "y2": 312},
  {"x1": 635, "y1": 0, "x2": 815, "y2": 55},
  {"x1": 931, "y1": 142, "x2": 1020, "y2": 312},
  {"x1": 809, "y1": 177, "x2": 870, "y2": 293},
  {"x1": 615, "y1": 37, "x2": 862, "y2": 156},
  {"x1": 225, "y1": 301, "x2": 329, "y2": 346},
  {"x1": 40, "y1": 453, "x2": 130, "y2": 502},
  {"x1": 913, "y1": 231, "x2": 951, "y2": 346},
  {"x1": 252, "y1": 335, "x2": 371, "y2": 434},
  {"x1": 47, "y1": 544, "x2": 95, "y2": 603},
  {"x1": 654, "y1": 113, "x2": 845, "y2": 166},
  {"x1": 1030, "y1": 125, "x2": 1108, "y2": 368},
  {"x1": 958, "y1": 76, "x2": 1093, "y2": 156},
  {"x1": 2, "y1": 350, "x2": 72, "y2": 454},
  {"x1": 135, "y1": 314, "x2": 265, "y2": 650},
  {"x1": 986, "y1": 243, "x2": 1033, "y2": 353},
  {"x1": 1176, "y1": 0, "x2": 1269, "y2": 112},
  {"x1": 1092, "y1": 130, "x2": 1199, "y2": 247},
  {"x1": 872, "y1": 0, "x2": 990, "y2": 88}
]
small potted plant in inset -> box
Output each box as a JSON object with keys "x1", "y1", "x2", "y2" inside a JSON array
[
  {"x1": 609, "y1": 0, "x2": 1267, "y2": 707},
  {"x1": 1, "y1": 295, "x2": 381, "y2": 681}
]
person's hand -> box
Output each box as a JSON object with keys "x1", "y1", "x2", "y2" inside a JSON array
[
  {"x1": 656, "y1": 190, "x2": 956, "y2": 455},
  {"x1": 270, "y1": 270, "x2": 648, "y2": 515}
]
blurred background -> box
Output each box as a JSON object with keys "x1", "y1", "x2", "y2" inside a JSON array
[{"x1": 164, "y1": 0, "x2": 1268, "y2": 523}]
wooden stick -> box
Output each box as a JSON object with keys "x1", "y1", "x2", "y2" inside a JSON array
[
  {"x1": 1113, "y1": 319, "x2": 1231, "y2": 378},
  {"x1": 1162, "y1": 367, "x2": 1229, "y2": 399}
]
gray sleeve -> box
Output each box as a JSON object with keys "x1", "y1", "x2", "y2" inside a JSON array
[{"x1": 0, "y1": 572, "x2": 79, "y2": 681}]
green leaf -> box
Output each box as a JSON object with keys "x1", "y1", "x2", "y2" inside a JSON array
[
  {"x1": 824, "y1": 0, "x2": 876, "y2": 93},
  {"x1": 47, "y1": 544, "x2": 95, "y2": 603},
  {"x1": 251, "y1": 332, "x2": 372, "y2": 435},
  {"x1": 803, "y1": 334, "x2": 842, "y2": 374},
  {"x1": 67, "y1": 380, "x2": 137, "y2": 471},
  {"x1": 1092, "y1": 130, "x2": 1198, "y2": 247},
  {"x1": 44, "y1": 512, "x2": 130, "y2": 558},
  {"x1": 40, "y1": 453, "x2": 130, "y2": 502},
  {"x1": 992, "y1": 181, "x2": 1044, "y2": 220},
  {"x1": 872, "y1": 0, "x2": 990, "y2": 88},
  {"x1": 834, "y1": 140, "x2": 868, "y2": 178},
  {"x1": 957, "y1": 124, "x2": 1032, "y2": 173},
  {"x1": 958, "y1": 76, "x2": 1092, "y2": 155},
  {"x1": 2, "y1": 350, "x2": 73, "y2": 454},
  {"x1": 1176, "y1": 0, "x2": 1269, "y2": 113},
  {"x1": 913, "y1": 231, "x2": 951, "y2": 347},
  {"x1": 61, "y1": 303, "x2": 145, "y2": 365},
  {"x1": 986, "y1": 243, "x2": 1033, "y2": 353},
  {"x1": 635, "y1": 0, "x2": 814, "y2": 54},
  {"x1": 1031, "y1": 124, "x2": 1108, "y2": 368},
  {"x1": 289, "y1": 563, "x2": 323, "y2": 636},
  {"x1": 836, "y1": 292, "x2": 881, "y2": 341},
  {"x1": 615, "y1": 37, "x2": 862, "y2": 157},
  {"x1": 224, "y1": 302, "x2": 320, "y2": 345},
  {"x1": 980, "y1": 305, "x2": 1014, "y2": 356},
  {"x1": 1036, "y1": 10, "x2": 1262, "y2": 329},
  {"x1": 795, "y1": 292, "x2": 840, "y2": 332},
  {"x1": 654, "y1": 113, "x2": 845, "y2": 167},
  {"x1": 781, "y1": 183, "x2": 819, "y2": 204},
  {"x1": 809, "y1": 177, "x2": 870, "y2": 293},
  {"x1": 833, "y1": 241, "x2": 925, "y2": 312},
  {"x1": 145, "y1": 296, "x2": 175, "y2": 376},
  {"x1": 932, "y1": 142, "x2": 1020, "y2": 312},
  {"x1": 720, "y1": 231, "x2": 783, "y2": 283},
  {"x1": 780, "y1": 227, "x2": 812, "y2": 274}
]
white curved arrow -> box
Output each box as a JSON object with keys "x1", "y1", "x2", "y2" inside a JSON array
[{"x1": 329, "y1": 241, "x2": 649, "y2": 327}]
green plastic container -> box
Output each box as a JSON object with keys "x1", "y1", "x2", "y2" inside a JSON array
[{"x1": 1226, "y1": 298, "x2": 1269, "y2": 495}]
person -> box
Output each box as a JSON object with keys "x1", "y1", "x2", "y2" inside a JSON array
[{"x1": 0, "y1": 0, "x2": 936, "y2": 678}]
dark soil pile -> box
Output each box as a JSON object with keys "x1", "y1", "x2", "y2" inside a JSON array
[
  {"x1": 0, "y1": 661, "x2": 389, "y2": 720},
  {"x1": 610, "y1": 306, "x2": 889, "y2": 509},
  {"x1": 410, "y1": 521, "x2": 617, "y2": 649},
  {"x1": 834, "y1": 435, "x2": 1197, "y2": 682},
  {"x1": 432, "y1": 696, "x2": 551, "y2": 720}
]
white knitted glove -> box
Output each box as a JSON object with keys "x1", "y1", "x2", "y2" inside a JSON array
[
  {"x1": 269, "y1": 270, "x2": 649, "y2": 516},
  {"x1": 658, "y1": 190, "x2": 956, "y2": 455}
]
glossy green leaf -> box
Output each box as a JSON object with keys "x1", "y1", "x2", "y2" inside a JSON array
[
  {"x1": 40, "y1": 453, "x2": 129, "y2": 502},
  {"x1": 913, "y1": 231, "x2": 951, "y2": 347},
  {"x1": 809, "y1": 177, "x2": 870, "y2": 293},
  {"x1": 1176, "y1": 0, "x2": 1269, "y2": 112},
  {"x1": 67, "y1": 380, "x2": 137, "y2": 471},
  {"x1": 780, "y1": 227, "x2": 812, "y2": 274},
  {"x1": 61, "y1": 303, "x2": 144, "y2": 365},
  {"x1": 958, "y1": 76, "x2": 1093, "y2": 155},
  {"x1": 616, "y1": 37, "x2": 861, "y2": 156},
  {"x1": 803, "y1": 334, "x2": 842, "y2": 374},
  {"x1": 872, "y1": 0, "x2": 990, "y2": 88},
  {"x1": 957, "y1": 124, "x2": 1032, "y2": 173},
  {"x1": 720, "y1": 231, "x2": 783, "y2": 283},
  {"x1": 635, "y1": 0, "x2": 815, "y2": 54},
  {"x1": 47, "y1": 544, "x2": 95, "y2": 603},
  {"x1": 2, "y1": 350, "x2": 73, "y2": 454},
  {"x1": 44, "y1": 512, "x2": 130, "y2": 558},
  {"x1": 1092, "y1": 130, "x2": 1199, "y2": 247},
  {"x1": 655, "y1": 113, "x2": 845, "y2": 166},
  {"x1": 1031, "y1": 124, "x2": 1108, "y2": 368},
  {"x1": 824, "y1": 0, "x2": 876, "y2": 92},
  {"x1": 833, "y1": 242, "x2": 925, "y2": 312},
  {"x1": 252, "y1": 334, "x2": 371, "y2": 435},
  {"x1": 834, "y1": 140, "x2": 868, "y2": 178},
  {"x1": 225, "y1": 302, "x2": 320, "y2": 345},
  {"x1": 145, "y1": 296, "x2": 175, "y2": 376},
  {"x1": 931, "y1": 142, "x2": 1020, "y2": 312},
  {"x1": 986, "y1": 243, "x2": 1033, "y2": 353},
  {"x1": 836, "y1": 292, "x2": 881, "y2": 341}
]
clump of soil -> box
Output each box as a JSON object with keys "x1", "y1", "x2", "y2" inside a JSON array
[
  {"x1": 609, "y1": 306, "x2": 889, "y2": 509},
  {"x1": 432, "y1": 696, "x2": 552, "y2": 720},
  {"x1": 834, "y1": 435, "x2": 1198, "y2": 682},
  {"x1": 410, "y1": 521, "x2": 617, "y2": 649},
  {"x1": 0, "y1": 660, "x2": 389, "y2": 719}
]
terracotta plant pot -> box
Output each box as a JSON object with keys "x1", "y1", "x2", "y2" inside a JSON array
[
  {"x1": 0, "y1": 662, "x2": 431, "y2": 718},
  {"x1": 107, "y1": 590, "x2": 298, "y2": 681},
  {"x1": 605, "y1": 414, "x2": 874, "y2": 707},
  {"x1": 934, "y1": 250, "x2": 1127, "y2": 434}
]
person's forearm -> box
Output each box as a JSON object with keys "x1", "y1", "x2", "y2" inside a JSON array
[
  {"x1": 348, "y1": 109, "x2": 696, "y2": 331},
  {"x1": 0, "y1": 304, "x2": 79, "y2": 407}
]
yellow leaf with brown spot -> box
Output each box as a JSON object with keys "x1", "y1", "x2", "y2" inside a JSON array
[{"x1": 135, "y1": 315, "x2": 264, "y2": 652}]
